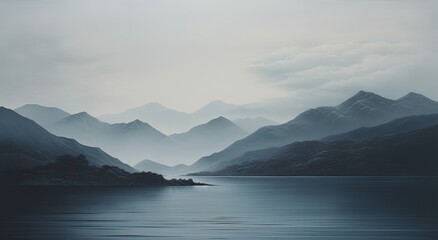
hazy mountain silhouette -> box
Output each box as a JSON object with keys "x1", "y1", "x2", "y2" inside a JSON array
[
  {"x1": 169, "y1": 116, "x2": 247, "y2": 151},
  {"x1": 190, "y1": 91, "x2": 438, "y2": 172},
  {"x1": 134, "y1": 159, "x2": 189, "y2": 176},
  {"x1": 49, "y1": 113, "x2": 167, "y2": 164},
  {"x1": 192, "y1": 100, "x2": 239, "y2": 119},
  {"x1": 15, "y1": 104, "x2": 70, "y2": 127},
  {"x1": 46, "y1": 111, "x2": 247, "y2": 165},
  {"x1": 99, "y1": 102, "x2": 192, "y2": 134},
  {"x1": 98, "y1": 100, "x2": 270, "y2": 134},
  {"x1": 51, "y1": 112, "x2": 112, "y2": 144},
  {"x1": 192, "y1": 117, "x2": 438, "y2": 176},
  {"x1": 233, "y1": 117, "x2": 277, "y2": 133},
  {"x1": 0, "y1": 107, "x2": 133, "y2": 172},
  {"x1": 153, "y1": 117, "x2": 248, "y2": 165}
]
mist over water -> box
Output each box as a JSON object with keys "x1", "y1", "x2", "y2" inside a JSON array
[{"x1": 2, "y1": 177, "x2": 437, "y2": 240}]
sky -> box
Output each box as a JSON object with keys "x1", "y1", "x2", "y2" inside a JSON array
[{"x1": 0, "y1": 0, "x2": 437, "y2": 118}]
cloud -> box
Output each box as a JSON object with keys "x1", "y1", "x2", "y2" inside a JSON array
[
  {"x1": 0, "y1": 34, "x2": 97, "y2": 112},
  {"x1": 250, "y1": 41, "x2": 414, "y2": 90},
  {"x1": 248, "y1": 40, "x2": 438, "y2": 121}
]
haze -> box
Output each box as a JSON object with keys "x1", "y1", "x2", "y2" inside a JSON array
[{"x1": 0, "y1": 0, "x2": 437, "y2": 119}]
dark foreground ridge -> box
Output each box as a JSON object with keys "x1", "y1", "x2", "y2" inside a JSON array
[
  {"x1": 2, "y1": 155, "x2": 206, "y2": 186},
  {"x1": 190, "y1": 124, "x2": 438, "y2": 176}
]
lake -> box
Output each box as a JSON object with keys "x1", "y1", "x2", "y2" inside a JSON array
[{"x1": 1, "y1": 177, "x2": 437, "y2": 239}]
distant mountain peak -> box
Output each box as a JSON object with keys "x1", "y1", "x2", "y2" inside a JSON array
[
  {"x1": 58, "y1": 112, "x2": 103, "y2": 125},
  {"x1": 21, "y1": 103, "x2": 44, "y2": 108},
  {"x1": 195, "y1": 100, "x2": 238, "y2": 114},
  {"x1": 352, "y1": 90, "x2": 383, "y2": 100},
  {"x1": 125, "y1": 119, "x2": 153, "y2": 128},
  {"x1": 16, "y1": 104, "x2": 68, "y2": 112},
  {"x1": 398, "y1": 92, "x2": 433, "y2": 102},
  {"x1": 136, "y1": 102, "x2": 168, "y2": 112},
  {"x1": 173, "y1": 116, "x2": 246, "y2": 139},
  {"x1": 207, "y1": 116, "x2": 232, "y2": 125},
  {"x1": 336, "y1": 91, "x2": 391, "y2": 111},
  {"x1": 14, "y1": 104, "x2": 71, "y2": 127},
  {"x1": 71, "y1": 112, "x2": 93, "y2": 118},
  {"x1": 131, "y1": 119, "x2": 143, "y2": 124}
]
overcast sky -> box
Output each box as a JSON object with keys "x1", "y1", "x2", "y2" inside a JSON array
[{"x1": 0, "y1": 0, "x2": 437, "y2": 117}]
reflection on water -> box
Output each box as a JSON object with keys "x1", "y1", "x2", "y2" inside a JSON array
[{"x1": 1, "y1": 177, "x2": 437, "y2": 239}]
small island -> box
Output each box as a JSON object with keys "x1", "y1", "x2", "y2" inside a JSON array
[{"x1": 2, "y1": 155, "x2": 206, "y2": 186}]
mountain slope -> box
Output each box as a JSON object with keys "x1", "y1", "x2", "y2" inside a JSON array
[
  {"x1": 190, "y1": 91, "x2": 438, "y2": 172},
  {"x1": 198, "y1": 114, "x2": 438, "y2": 172},
  {"x1": 170, "y1": 116, "x2": 247, "y2": 148},
  {"x1": 0, "y1": 107, "x2": 134, "y2": 172},
  {"x1": 14, "y1": 104, "x2": 70, "y2": 127},
  {"x1": 49, "y1": 113, "x2": 167, "y2": 165},
  {"x1": 192, "y1": 100, "x2": 239, "y2": 119},
  {"x1": 150, "y1": 117, "x2": 249, "y2": 165},
  {"x1": 233, "y1": 117, "x2": 277, "y2": 133},
  {"x1": 322, "y1": 114, "x2": 438, "y2": 143},
  {"x1": 44, "y1": 111, "x2": 249, "y2": 166},
  {"x1": 99, "y1": 103, "x2": 192, "y2": 134},
  {"x1": 98, "y1": 100, "x2": 264, "y2": 134},
  {"x1": 195, "y1": 124, "x2": 438, "y2": 176}
]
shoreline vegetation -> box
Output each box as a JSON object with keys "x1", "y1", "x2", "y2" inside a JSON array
[{"x1": 1, "y1": 155, "x2": 207, "y2": 187}]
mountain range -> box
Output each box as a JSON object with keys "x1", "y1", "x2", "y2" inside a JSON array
[
  {"x1": 192, "y1": 114, "x2": 438, "y2": 176},
  {"x1": 0, "y1": 107, "x2": 133, "y2": 172},
  {"x1": 16, "y1": 106, "x2": 250, "y2": 165},
  {"x1": 189, "y1": 91, "x2": 438, "y2": 173},
  {"x1": 161, "y1": 116, "x2": 248, "y2": 163},
  {"x1": 48, "y1": 112, "x2": 167, "y2": 164},
  {"x1": 99, "y1": 100, "x2": 275, "y2": 134},
  {"x1": 9, "y1": 90, "x2": 438, "y2": 176}
]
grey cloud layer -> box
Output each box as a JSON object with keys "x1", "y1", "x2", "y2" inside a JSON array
[
  {"x1": 250, "y1": 42, "x2": 414, "y2": 90},
  {"x1": 0, "y1": 0, "x2": 436, "y2": 118}
]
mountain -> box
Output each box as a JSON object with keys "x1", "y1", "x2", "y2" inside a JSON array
[
  {"x1": 192, "y1": 100, "x2": 239, "y2": 119},
  {"x1": 322, "y1": 114, "x2": 438, "y2": 143},
  {"x1": 0, "y1": 107, "x2": 133, "y2": 172},
  {"x1": 193, "y1": 124, "x2": 438, "y2": 176},
  {"x1": 98, "y1": 100, "x2": 266, "y2": 134},
  {"x1": 189, "y1": 91, "x2": 438, "y2": 172},
  {"x1": 170, "y1": 116, "x2": 248, "y2": 150},
  {"x1": 99, "y1": 102, "x2": 193, "y2": 134},
  {"x1": 233, "y1": 117, "x2": 277, "y2": 133},
  {"x1": 134, "y1": 159, "x2": 188, "y2": 176},
  {"x1": 14, "y1": 104, "x2": 70, "y2": 127},
  {"x1": 48, "y1": 112, "x2": 246, "y2": 166},
  {"x1": 48, "y1": 113, "x2": 167, "y2": 165},
  {"x1": 50, "y1": 112, "x2": 111, "y2": 144},
  {"x1": 194, "y1": 114, "x2": 438, "y2": 173},
  {"x1": 151, "y1": 117, "x2": 249, "y2": 166}
]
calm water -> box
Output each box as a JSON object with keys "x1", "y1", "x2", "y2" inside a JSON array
[{"x1": 1, "y1": 177, "x2": 437, "y2": 240}]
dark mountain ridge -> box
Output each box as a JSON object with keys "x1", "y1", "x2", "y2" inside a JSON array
[
  {"x1": 193, "y1": 123, "x2": 438, "y2": 176},
  {"x1": 0, "y1": 107, "x2": 134, "y2": 172},
  {"x1": 190, "y1": 91, "x2": 438, "y2": 172}
]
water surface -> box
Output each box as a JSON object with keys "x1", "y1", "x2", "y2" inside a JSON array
[{"x1": 1, "y1": 177, "x2": 437, "y2": 239}]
